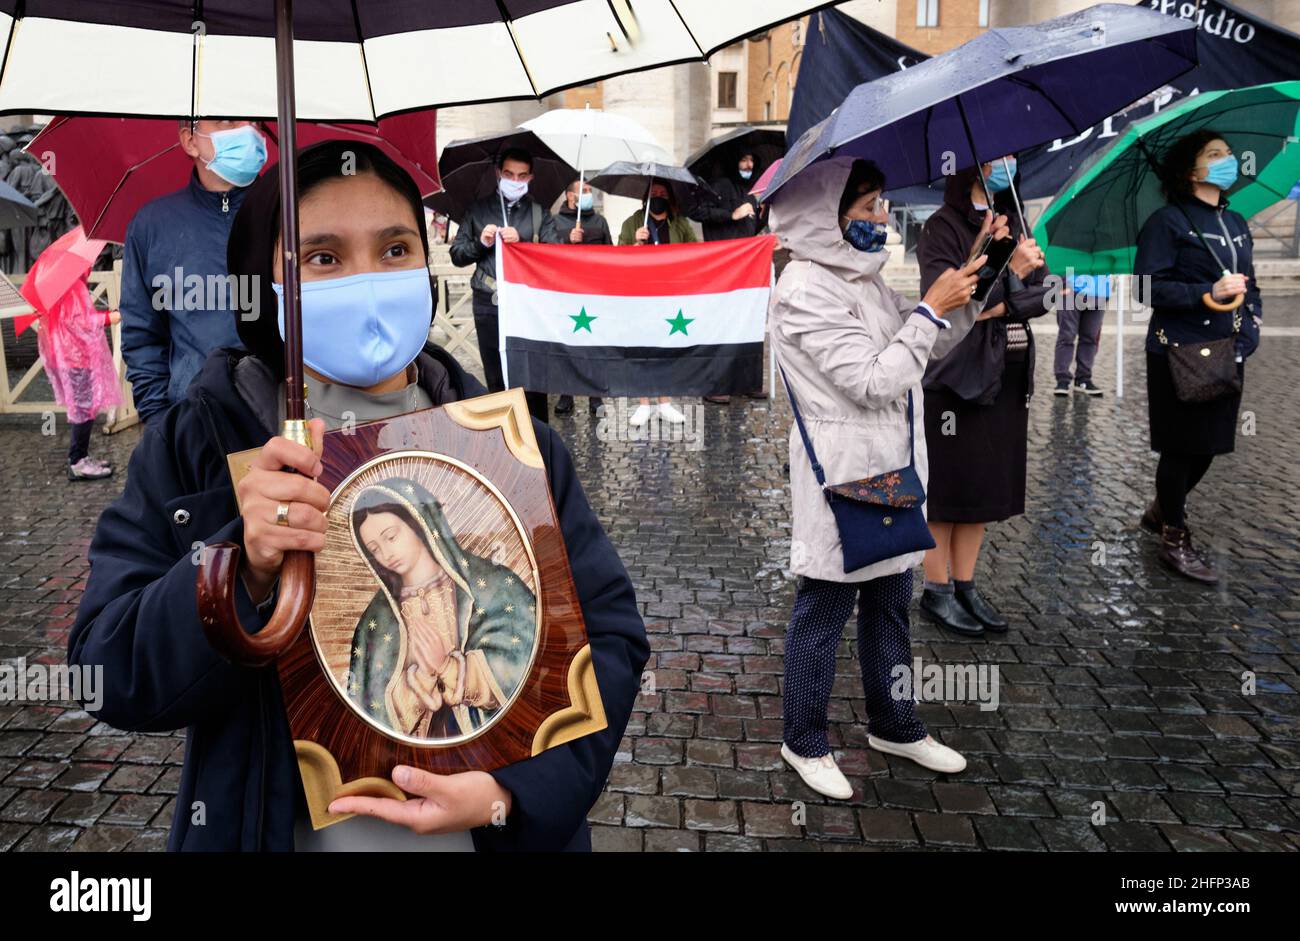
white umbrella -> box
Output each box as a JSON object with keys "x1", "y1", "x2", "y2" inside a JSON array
[{"x1": 522, "y1": 107, "x2": 671, "y2": 226}]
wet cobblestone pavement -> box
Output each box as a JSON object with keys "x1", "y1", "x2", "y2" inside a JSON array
[{"x1": 1, "y1": 333, "x2": 1297, "y2": 852}]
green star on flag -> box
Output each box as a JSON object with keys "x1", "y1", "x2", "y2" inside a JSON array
[
  {"x1": 570, "y1": 307, "x2": 596, "y2": 333},
  {"x1": 666, "y1": 309, "x2": 693, "y2": 336}
]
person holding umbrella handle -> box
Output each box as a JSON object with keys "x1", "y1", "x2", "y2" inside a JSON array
[{"x1": 1134, "y1": 130, "x2": 1262, "y2": 586}]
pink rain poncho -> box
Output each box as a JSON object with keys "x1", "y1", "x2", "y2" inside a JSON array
[{"x1": 36, "y1": 280, "x2": 122, "y2": 424}]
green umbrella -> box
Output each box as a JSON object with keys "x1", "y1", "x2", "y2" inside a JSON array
[{"x1": 1034, "y1": 80, "x2": 1300, "y2": 276}]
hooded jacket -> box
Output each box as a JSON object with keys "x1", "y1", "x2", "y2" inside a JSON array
[
  {"x1": 546, "y1": 200, "x2": 613, "y2": 245},
  {"x1": 67, "y1": 342, "x2": 649, "y2": 851},
  {"x1": 918, "y1": 164, "x2": 1052, "y2": 405},
  {"x1": 119, "y1": 170, "x2": 250, "y2": 423},
  {"x1": 768, "y1": 156, "x2": 982, "y2": 583},
  {"x1": 1134, "y1": 194, "x2": 1262, "y2": 359},
  {"x1": 689, "y1": 171, "x2": 765, "y2": 242}
]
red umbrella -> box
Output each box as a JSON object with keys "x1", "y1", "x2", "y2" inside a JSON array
[
  {"x1": 749, "y1": 158, "x2": 783, "y2": 198},
  {"x1": 28, "y1": 112, "x2": 441, "y2": 243},
  {"x1": 15, "y1": 226, "x2": 108, "y2": 335}
]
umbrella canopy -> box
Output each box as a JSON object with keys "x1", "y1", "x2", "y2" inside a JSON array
[
  {"x1": 763, "y1": 3, "x2": 1198, "y2": 202},
  {"x1": 15, "y1": 225, "x2": 107, "y2": 334},
  {"x1": 588, "y1": 161, "x2": 713, "y2": 208},
  {"x1": 0, "y1": 179, "x2": 37, "y2": 229},
  {"x1": 27, "y1": 113, "x2": 441, "y2": 243},
  {"x1": 520, "y1": 108, "x2": 671, "y2": 178},
  {"x1": 686, "y1": 127, "x2": 785, "y2": 184},
  {"x1": 749, "y1": 158, "x2": 782, "y2": 198},
  {"x1": 0, "y1": 2, "x2": 834, "y2": 121},
  {"x1": 1034, "y1": 80, "x2": 1300, "y2": 275},
  {"x1": 427, "y1": 128, "x2": 571, "y2": 223}
]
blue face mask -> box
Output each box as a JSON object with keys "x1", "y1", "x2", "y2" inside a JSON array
[
  {"x1": 739, "y1": 169, "x2": 753, "y2": 180},
  {"x1": 200, "y1": 125, "x2": 267, "y2": 187},
  {"x1": 1203, "y1": 154, "x2": 1239, "y2": 191},
  {"x1": 844, "y1": 219, "x2": 889, "y2": 253},
  {"x1": 986, "y1": 158, "x2": 1017, "y2": 194},
  {"x1": 577, "y1": 191, "x2": 594, "y2": 212},
  {"x1": 273, "y1": 268, "x2": 432, "y2": 388}
]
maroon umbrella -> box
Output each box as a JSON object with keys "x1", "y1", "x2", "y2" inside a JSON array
[{"x1": 29, "y1": 112, "x2": 441, "y2": 243}]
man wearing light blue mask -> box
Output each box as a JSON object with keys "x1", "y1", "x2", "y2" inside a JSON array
[
  {"x1": 544, "y1": 177, "x2": 611, "y2": 416},
  {"x1": 119, "y1": 118, "x2": 266, "y2": 424}
]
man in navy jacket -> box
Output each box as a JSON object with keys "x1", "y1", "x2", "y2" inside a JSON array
[
  {"x1": 119, "y1": 120, "x2": 262, "y2": 424},
  {"x1": 68, "y1": 342, "x2": 649, "y2": 851}
]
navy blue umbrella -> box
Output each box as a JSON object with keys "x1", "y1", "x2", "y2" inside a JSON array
[{"x1": 763, "y1": 3, "x2": 1197, "y2": 203}]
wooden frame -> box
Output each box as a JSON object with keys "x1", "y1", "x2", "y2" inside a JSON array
[{"x1": 228, "y1": 389, "x2": 604, "y2": 830}]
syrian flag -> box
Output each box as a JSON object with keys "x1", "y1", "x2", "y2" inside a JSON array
[{"x1": 495, "y1": 235, "x2": 775, "y2": 397}]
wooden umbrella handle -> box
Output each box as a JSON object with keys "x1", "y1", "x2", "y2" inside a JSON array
[
  {"x1": 197, "y1": 545, "x2": 315, "y2": 668},
  {"x1": 1202, "y1": 291, "x2": 1244, "y2": 313}
]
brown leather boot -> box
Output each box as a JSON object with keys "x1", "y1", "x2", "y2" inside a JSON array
[
  {"x1": 1158, "y1": 524, "x2": 1218, "y2": 585},
  {"x1": 1139, "y1": 499, "x2": 1162, "y2": 535}
]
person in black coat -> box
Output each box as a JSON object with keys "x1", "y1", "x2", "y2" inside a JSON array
[
  {"x1": 1134, "y1": 129, "x2": 1262, "y2": 585},
  {"x1": 544, "y1": 177, "x2": 609, "y2": 417},
  {"x1": 915, "y1": 158, "x2": 1048, "y2": 636},
  {"x1": 67, "y1": 140, "x2": 649, "y2": 852},
  {"x1": 689, "y1": 150, "x2": 770, "y2": 403}
]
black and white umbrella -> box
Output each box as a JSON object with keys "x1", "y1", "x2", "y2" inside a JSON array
[
  {"x1": 0, "y1": 0, "x2": 835, "y2": 660},
  {"x1": 0, "y1": 2, "x2": 834, "y2": 120}
]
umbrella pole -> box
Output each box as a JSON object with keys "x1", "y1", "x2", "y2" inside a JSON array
[
  {"x1": 195, "y1": 0, "x2": 316, "y2": 667},
  {"x1": 642, "y1": 179, "x2": 652, "y2": 230},
  {"x1": 277, "y1": 0, "x2": 305, "y2": 428},
  {"x1": 1115, "y1": 274, "x2": 1124, "y2": 399},
  {"x1": 1001, "y1": 157, "x2": 1028, "y2": 238},
  {"x1": 954, "y1": 99, "x2": 995, "y2": 210}
]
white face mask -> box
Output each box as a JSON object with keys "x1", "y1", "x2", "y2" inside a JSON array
[{"x1": 498, "y1": 177, "x2": 529, "y2": 202}]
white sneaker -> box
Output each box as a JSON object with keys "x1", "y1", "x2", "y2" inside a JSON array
[
  {"x1": 868, "y1": 734, "x2": 966, "y2": 774},
  {"x1": 657, "y1": 402, "x2": 686, "y2": 424},
  {"x1": 628, "y1": 404, "x2": 654, "y2": 427},
  {"x1": 780, "y1": 742, "x2": 854, "y2": 800}
]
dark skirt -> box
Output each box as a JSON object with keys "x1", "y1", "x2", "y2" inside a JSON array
[
  {"x1": 1146, "y1": 351, "x2": 1244, "y2": 456},
  {"x1": 924, "y1": 353, "x2": 1030, "y2": 524}
]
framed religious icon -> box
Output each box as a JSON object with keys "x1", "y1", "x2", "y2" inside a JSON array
[{"x1": 225, "y1": 389, "x2": 605, "y2": 829}]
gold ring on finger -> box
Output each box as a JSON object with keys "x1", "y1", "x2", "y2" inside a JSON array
[{"x1": 275, "y1": 502, "x2": 291, "y2": 526}]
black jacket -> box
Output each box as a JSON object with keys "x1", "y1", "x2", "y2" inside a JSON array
[
  {"x1": 68, "y1": 343, "x2": 649, "y2": 851},
  {"x1": 1134, "y1": 196, "x2": 1262, "y2": 358},
  {"x1": 688, "y1": 174, "x2": 765, "y2": 242},
  {"x1": 919, "y1": 167, "x2": 1051, "y2": 405},
  {"x1": 449, "y1": 193, "x2": 558, "y2": 298},
  {"x1": 545, "y1": 203, "x2": 613, "y2": 245}
]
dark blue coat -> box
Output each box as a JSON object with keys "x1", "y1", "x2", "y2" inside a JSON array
[
  {"x1": 119, "y1": 171, "x2": 250, "y2": 424},
  {"x1": 68, "y1": 344, "x2": 649, "y2": 851},
  {"x1": 1134, "y1": 197, "x2": 1262, "y2": 359}
]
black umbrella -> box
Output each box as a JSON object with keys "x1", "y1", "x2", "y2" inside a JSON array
[
  {"x1": 764, "y1": 3, "x2": 1198, "y2": 210},
  {"x1": 686, "y1": 127, "x2": 785, "y2": 184},
  {"x1": 427, "y1": 128, "x2": 571, "y2": 223},
  {"x1": 588, "y1": 161, "x2": 714, "y2": 218}
]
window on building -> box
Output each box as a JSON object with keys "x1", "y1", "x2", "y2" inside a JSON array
[
  {"x1": 717, "y1": 71, "x2": 738, "y2": 109},
  {"x1": 979, "y1": 0, "x2": 989, "y2": 27},
  {"x1": 916, "y1": 0, "x2": 939, "y2": 28}
]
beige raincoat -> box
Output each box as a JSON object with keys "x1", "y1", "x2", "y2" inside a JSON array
[{"x1": 770, "y1": 156, "x2": 981, "y2": 583}]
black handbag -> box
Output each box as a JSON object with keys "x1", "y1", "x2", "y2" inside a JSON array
[
  {"x1": 1157, "y1": 312, "x2": 1242, "y2": 404},
  {"x1": 1157, "y1": 205, "x2": 1246, "y2": 404},
  {"x1": 781, "y1": 368, "x2": 935, "y2": 573}
]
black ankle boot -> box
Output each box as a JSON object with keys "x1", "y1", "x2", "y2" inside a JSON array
[
  {"x1": 955, "y1": 586, "x2": 1008, "y2": 632},
  {"x1": 919, "y1": 589, "x2": 984, "y2": 637}
]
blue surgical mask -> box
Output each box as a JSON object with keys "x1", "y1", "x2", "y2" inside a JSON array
[
  {"x1": 273, "y1": 268, "x2": 432, "y2": 388},
  {"x1": 199, "y1": 125, "x2": 267, "y2": 187},
  {"x1": 1203, "y1": 154, "x2": 1239, "y2": 191},
  {"x1": 739, "y1": 169, "x2": 753, "y2": 180},
  {"x1": 844, "y1": 219, "x2": 888, "y2": 253},
  {"x1": 577, "y1": 191, "x2": 594, "y2": 212},
  {"x1": 986, "y1": 158, "x2": 1017, "y2": 194}
]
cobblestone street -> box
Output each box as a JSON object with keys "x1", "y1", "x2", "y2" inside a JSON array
[{"x1": 1, "y1": 332, "x2": 1298, "y2": 852}]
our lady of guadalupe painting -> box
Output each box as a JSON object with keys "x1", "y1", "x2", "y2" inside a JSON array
[{"x1": 308, "y1": 452, "x2": 542, "y2": 746}]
